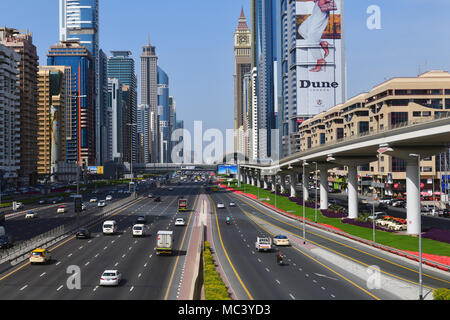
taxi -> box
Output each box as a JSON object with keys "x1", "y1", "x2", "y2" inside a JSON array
[{"x1": 29, "y1": 248, "x2": 52, "y2": 264}]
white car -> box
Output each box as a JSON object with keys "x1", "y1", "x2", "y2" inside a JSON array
[
  {"x1": 90, "y1": 198, "x2": 98, "y2": 203},
  {"x1": 105, "y1": 195, "x2": 113, "y2": 201},
  {"x1": 217, "y1": 203, "x2": 225, "y2": 209},
  {"x1": 98, "y1": 200, "x2": 106, "y2": 207},
  {"x1": 25, "y1": 211, "x2": 38, "y2": 219},
  {"x1": 81, "y1": 203, "x2": 87, "y2": 211},
  {"x1": 57, "y1": 205, "x2": 66, "y2": 214},
  {"x1": 99, "y1": 270, "x2": 122, "y2": 286},
  {"x1": 273, "y1": 235, "x2": 290, "y2": 246},
  {"x1": 229, "y1": 202, "x2": 236, "y2": 207},
  {"x1": 168, "y1": 188, "x2": 174, "y2": 191},
  {"x1": 132, "y1": 224, "x2": 145, "y2": 237},
  {"x1": 175, "y1": 218, "x2": 186, "y2": 226}
]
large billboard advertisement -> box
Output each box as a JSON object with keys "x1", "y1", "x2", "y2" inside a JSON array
[
  {"x1": 87, "y1": 166, "x2": 104, "y2": 175},
  {"x1": 296, "y1": 0, "x2": 345, "y2": 116},
  {"x1": 217, "y1": 165, "x2": 238, "y2": 177}
]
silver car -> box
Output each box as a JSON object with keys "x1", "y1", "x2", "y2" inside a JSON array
[{"x1": 99, "y1": 270, "x2": 122, "y2": 286}]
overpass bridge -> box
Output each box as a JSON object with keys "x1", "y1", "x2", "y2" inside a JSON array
[
  {"x1": 132, "y1": 163, "x2": 218, "y2": 173},
  {"x1": 239, "y1": 114, "x2": 450, "y2": 235}
]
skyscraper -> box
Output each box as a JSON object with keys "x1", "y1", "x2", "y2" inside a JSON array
[
  {"x1": 0, "y1": 43, "x2": 20, "y2": 184},
  {"x1": 98, "y1": 49, "x2": 109, "y2": 164},
  {"x1": 108, "y1": 78, "x2": 123, "y2": 162},
  {"x1": 0, "y1": 27, "x2": 39, "y2": 186},
  {"x1": 47, "y1": 40, "x2": 95, "y2": 167},
  {"x1": 107, "y1": 51, "x2": 137, "y2": 165},
  {"x1": 158, "y1": 66, "x2": 170, "y2": 163},
  {"x1": 234, "y1": 8, "x2": 252, "y2": 158},
  {"x1": 137, "y1": 104, "x2": 150, "y2": 163}
]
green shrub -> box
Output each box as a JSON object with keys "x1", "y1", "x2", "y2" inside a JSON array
[
  {"x1": 433, "y1": 288, "x2": 450, "y2": 300},
  {"x1": 203, "y1": 241, "x2": 231, "y2": 300}
]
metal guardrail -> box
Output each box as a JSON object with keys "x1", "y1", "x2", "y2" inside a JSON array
[{"x1": 0, "y1": 194, "x2": 140, "y2": 266}]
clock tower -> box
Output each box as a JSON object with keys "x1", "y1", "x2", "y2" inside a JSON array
[{"x1": 234, "y1": 7, "x2": 251, "y2": 156}]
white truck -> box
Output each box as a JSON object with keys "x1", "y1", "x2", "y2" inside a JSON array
[
  {"x1": 156, "y1": 230, "x2": 173, "y2": 255},
  {"x1": 255, "y1": 237, "x2": 272, "y2": 252}
]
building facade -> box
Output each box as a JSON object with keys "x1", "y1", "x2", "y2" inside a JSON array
[
  {"x1": 108, "y1": 78, "x2": 123, "y2": 162},
  {"x1": 0, "y1": 27, "x2": 39, "y2": 186},
  {"x1": 0, "y1": 43, "x2": 20, "y2": 184}
]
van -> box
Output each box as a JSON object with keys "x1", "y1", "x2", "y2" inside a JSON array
[
  {"x1": 103, "y1": 220, "x2": 117, "y2": 235},
  {"x1": 0, "y1": 226, "x2": 5, "y2": 237}
]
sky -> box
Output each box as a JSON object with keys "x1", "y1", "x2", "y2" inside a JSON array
[{"x1": 2, "y1": 0, "x2": 450, "y2": 154}]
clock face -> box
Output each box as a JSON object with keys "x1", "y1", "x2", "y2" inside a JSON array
[{"x1": 238, "y1": 35, "x2": 248, "y2": 44}]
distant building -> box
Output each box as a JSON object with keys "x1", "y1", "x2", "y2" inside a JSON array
[
  {"x1": 158, "y1": 66, "x2": 170, "y2": 163},
  {"x1": 0, "y1": 43, "x2": 20, "y2": 183},
  {"x1": 0, "y1": 27, "x2": 39, "y2": 186},
  {"x1": 108, "y1": 78, "x2": 123, "y2": 162},
  {"x1": 137, "y1": 104, "x2": 150, "y2": 163}
]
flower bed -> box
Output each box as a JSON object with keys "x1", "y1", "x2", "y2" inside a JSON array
[
  {"x1": 320, "y1": 209, "x2": 348, "y2": 218},
  {"x1": 342, "y1": 218, "x2": 395, "y2": 232},
  {"x1": 423, "y1": 228, "x2": 450, "y2": 245}
]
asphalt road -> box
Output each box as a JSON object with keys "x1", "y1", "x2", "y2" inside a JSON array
[
  {"x1": 207, "y1": 188, "x2": 450, "y2": 300},
  {"x1": 0, "y1": 183, "x2": 201, "y2": 300}
]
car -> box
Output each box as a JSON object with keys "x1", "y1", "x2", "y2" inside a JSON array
[
  {"x1": 98, "y1": 200, "x2": 106, "y2": 207},
  {"x1": 136, "y1": 215, "x2": 146, "y2": 224},
  {"x1": 105, "y1": 195, "x2": 113, "y2": 201},
  {"x1": 57, "y1": 205, "x2": 66, "y2": 214},
  {"x1": 103, "y1": 220, "x2": 117, "y2": 235},
  {"x1": 0, "y1": 235, "x2": 13, "y2": 249},
  {"x1": 15, "y1": 202, "x2": 24, "y2": 209},
  {"x1": 255, "y1": 237, "x2": 272, "y2": 252},
  {"x1": 25, "y1": 211, "x2": 38, "y2": 219},
  {"x1": 81, "y1": 203, "x2": 87, "y2": 211},
  {"x1": 29, "y1": 248, "x2": 51, "y2": 264},
  {"x1": 99, "y1": 270, "x2": 122, "y2": 286},
  {"x1": 147, "y1": 193, "x2": 154, "y2": 198},
  {"x1": 229, "y1": 202, "x2": 236, "y2": 207},
  {"x1": 75, "y1": 228, "x2": 91, "y2": 239},
  {"x1": 217, "y1": 203, "x2": 225, "y2": 209},
  {"x1": 368, "y1": 212, "x2": 387, "y2": 220},
  {"x1": 132, "y1": 224, "x2": 145, "y2": 237},
  {"x1": 273, "y1": 235, "x2": 290, "y2": 246},
  {"x1": 154, "y1": 196, "x2": 161, "y2": 202},
  {"x1": 175, "y1": 218, "x2": 186, "y2": 226},
  {"x1": 39, "y1": 199, "x2": 49, "y2": 205},
  {"x1": 90, "y1": 197, "x2": 98, "y2": 203}
]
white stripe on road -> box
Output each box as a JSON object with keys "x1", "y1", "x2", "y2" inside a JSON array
[
  {"x1": 20, "y1": 285, "x2": 28, "y2": 291},
  {"x1": 57, "y1": 285, "x2": 63, "y2": 291}
]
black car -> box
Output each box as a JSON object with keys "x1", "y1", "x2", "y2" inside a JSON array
[
  {"x1": 39, "y1": 198, "x2": 49, "y2": 205},
  {"x1": 0, "y1": 235, "x2": 13, "y2": 249},
  {"x1": 136, "y1": 215, "x2": 146, "y2": 224},
  {"x1": 154, "y1": 196, "x2": 161, "y2": 202},
  {"x1": 75, "y1": 228, "x2": 91, "y2": 239}
]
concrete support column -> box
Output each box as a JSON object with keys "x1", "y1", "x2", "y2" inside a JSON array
[
  {"x1": 289, "y1": 174, "x2": 296, "y2": 198},
  {"x1": 302, "y1": 171, "x2": 310, "y2": 200},
  {"x1": 256, "y1": 173, "x2": 261, "y2": 188},
  {"x1": 279, "y1": 175, "x2": 286, "y2": 194},
  {"x1": 406, "y1": 159, "x2": 421, "y2": 235},
  {"x1": 252, "y1": 174, "x2": 257, "y2": 187},
  {"x1": 271, "y1": 175, "x2": 276, "y2": 192},
  {"x1": 320, "y1": 168, "x2": 329, "y2": 210},
  {"x1": 348, "y1": 165, "x2": 358, "y2": 219},
  {"x1": 263, "y1": 176, "x2": 268, "y2": 189}
]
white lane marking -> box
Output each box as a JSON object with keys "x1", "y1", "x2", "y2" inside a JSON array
[
  {"x1": 68, "y1": 253, "x2": 72, "y2": 257},
  {"x1": 275, "y1": 279, "x2": 280, "y2": 284},
  {"x1": 94, "y1": 253, "x2": 99, "y2": 258},
  {"x1": 104, "y1": 246, "x2": 108, "y2": 250},
  {"x1": 79, "y1": 246, "x2": 83, "y2": 250},
  {"x1": 40, "y1": 272, "x2": 46, "y2": 277},
  {"x1": 122, "y1": 254, "x2": 126, "y2": 258},
  {"x1": 321, "y1": 287, "x2": 326, "y2": 290},
  {"x1": 138, "y1": 273, "x2": 142, "y2": 278},
  {"x1": 88, "y1": 240, "x2": 92, "y2": 243},
  {"x1": 313, "y1": 280, "x2": 317, "y2": 283},
  {"x1": 144, "y1": 263, "x2": 148, "y2": 267},
  {"x1": 57, "y1": 285, "x2": 63, "y2": 291},
  {"x1": 93, "y1": 285, "x2": 98, "y2": 291},
  {"x1": 128, "y1": 247, "x2": 132, "y2": 251},
  {"x1": 56, "y1": 262, "x2": 61, "y2": 266},
  {"x1": 257, "y1": 258, "x2": 261, "y2": 262},
  {"x1": 289, "y1": 293, "x2": 295, "y2": 300},
  {"x1": 265, "y1": 268, "x2": 270, "y2": 272},
  {"x1": 114, "y1": 262, "x2": 119, "y2": 267},
  {"x1": 20, "y1": 285, "x2": 28, "y2": 291},
  {"x1": 331, "y1": 294, "x2": 336, "y2": 298},
  {"x1": 130, "y1": 286, "x2": 134, "y2": 292},
  {"x1": 85, "y1": 262, "x2": 90, "y2": 266}
]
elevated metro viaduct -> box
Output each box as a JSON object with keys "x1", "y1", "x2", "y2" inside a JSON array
[{"x1": 239, "y1": 116, "x2": 450, "y2": 235}]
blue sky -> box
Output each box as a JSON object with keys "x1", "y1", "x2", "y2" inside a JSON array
[{"x1": 2, "y1": 0, "x2": 450, "y2": 145}]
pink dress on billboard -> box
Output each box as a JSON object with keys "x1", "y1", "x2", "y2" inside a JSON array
[{"x1": 298, "y1": 0, "x2": 337, "y2": 72}]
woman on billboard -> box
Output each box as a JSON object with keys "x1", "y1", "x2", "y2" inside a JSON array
[{"x1": 298, "y1": 0, "x2": 337, "y2": 72}]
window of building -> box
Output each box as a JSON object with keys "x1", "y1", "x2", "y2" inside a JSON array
[
  {"x1": 358, "y1": 121, "x2": 369, "y2": 134},
  {"x1": 423, "y1": 167, "x2": 433, "y2": 172},
  {"x1": 413, "y1": 111, "x2": 421, "y2": 117},
  {"x1": 390, "y1": 112, "x2": 408, "y2": 126},
  {"x1": 392, "y1": 157, "x2": 406, "y2": 172}
]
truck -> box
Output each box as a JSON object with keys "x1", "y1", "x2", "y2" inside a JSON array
[
  {"x1": 178, "y1": 198, "x2": 188, "y2": 212},
  {"x1": 156, "y1": 230, "x2": 173, "y2": 255},
  {"x1": 255, "y1": 237, "x2": 272, "y2": 252}
]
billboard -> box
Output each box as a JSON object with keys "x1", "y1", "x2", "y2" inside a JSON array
[
  {"x1": 217, "y1": 165, "x2": 238, "y2": 177},
  {"x1": 296, "y1": 0, "x2": 345, "y2": 115},
  {"x1": 87, "y1": 166, "x2": 104, "y2": 175}
]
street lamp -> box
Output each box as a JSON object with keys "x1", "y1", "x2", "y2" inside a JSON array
[
  {"x1": 313, "y1": 161, "x2": 318, "y2": 223},
  {"x1": 410, "y1": 153, "x2": 423, "y2": 300},
  {"x1": 302, "y1": 160, "x2": 309, "y2": 244}
]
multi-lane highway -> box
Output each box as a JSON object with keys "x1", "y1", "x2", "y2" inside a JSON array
[
  {"x1": 207, "y1": 188, "x2": 450, "y2": 300},
  {"x1": 0, "y1": 183, "x2": 200, "y2": 300}
]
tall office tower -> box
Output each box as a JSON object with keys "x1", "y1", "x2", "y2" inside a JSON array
[
  {"x1": 169, "y1": 96, "x2": 176, "y2": 160},
  {"x1": 280, "y1": 0, "x2": 346, "y2": 156},
  {"x1": 252, "y1": 0, "x2": 279, "y2": 162},
  {"x1": 105, "y1": 105, "x2": 113, "y2": 162},
  {"x1": 140, "y1": 37, "x2": 159, "y2": 163},
  {"x1": 60, "y1": 0, "x2": 100, "y2": 162},
  {"x1": 234, "y1": 8, "x2": 252, "y2": 157},
  {"x1": 0, "y1": 44, "x2": 20, "y2": 184},
  {"x1": 98, "y1": 49, "x2": 108, "y2": 165},
  {"x1": 47, "y1": 40, "x2": 95, "y2": 167},
  {"x1": 137, "y1": 104, "x2": 150, "y2": 163},
  {"x1": 158, "y1": 67, "x2": 170, "y2": 163},
  {"x1": 0, "y1": 27, "x2": 39, "y2": 186},
  {"x1": 37, "y1": 66, "x2": 72, "y2": 177},
  {"x1": 108, "y1": 78, "x2": 123, "y2": 162},
  {"x1": 107, "y1": 51, "x2": 137, "y2": 164}
]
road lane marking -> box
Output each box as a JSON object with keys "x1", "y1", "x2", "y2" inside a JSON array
[
  {"x1": 20, "y1": 285, "x2": 28, "y2": 291},
  {"x1": 40, "y1": 272, "x2": 46, "y2": 277},
  {"x1": 57, "y1": 285, "x2": 63, "y2": 291},
  {"x1": 289, "y1": 293, "x2": 295, "y2": 300}
]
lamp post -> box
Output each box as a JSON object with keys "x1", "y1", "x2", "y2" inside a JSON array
[
  {"x1": 303, "y1": 160, "x2": 309, "y2": 244},
  {"x1": 313, "y1": 162, "x2": 318, "y2": 223},
  {"x1": 410, "y1": 153, "x2": 423, "y2": 300}
]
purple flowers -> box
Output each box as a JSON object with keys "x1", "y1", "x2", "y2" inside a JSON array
[
  {"x1": 321, "y1": 209, "x2": 348, "y2": 218},
  {"x1": 423, "y1": 228, "x2": 450, "y2": 244}
]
